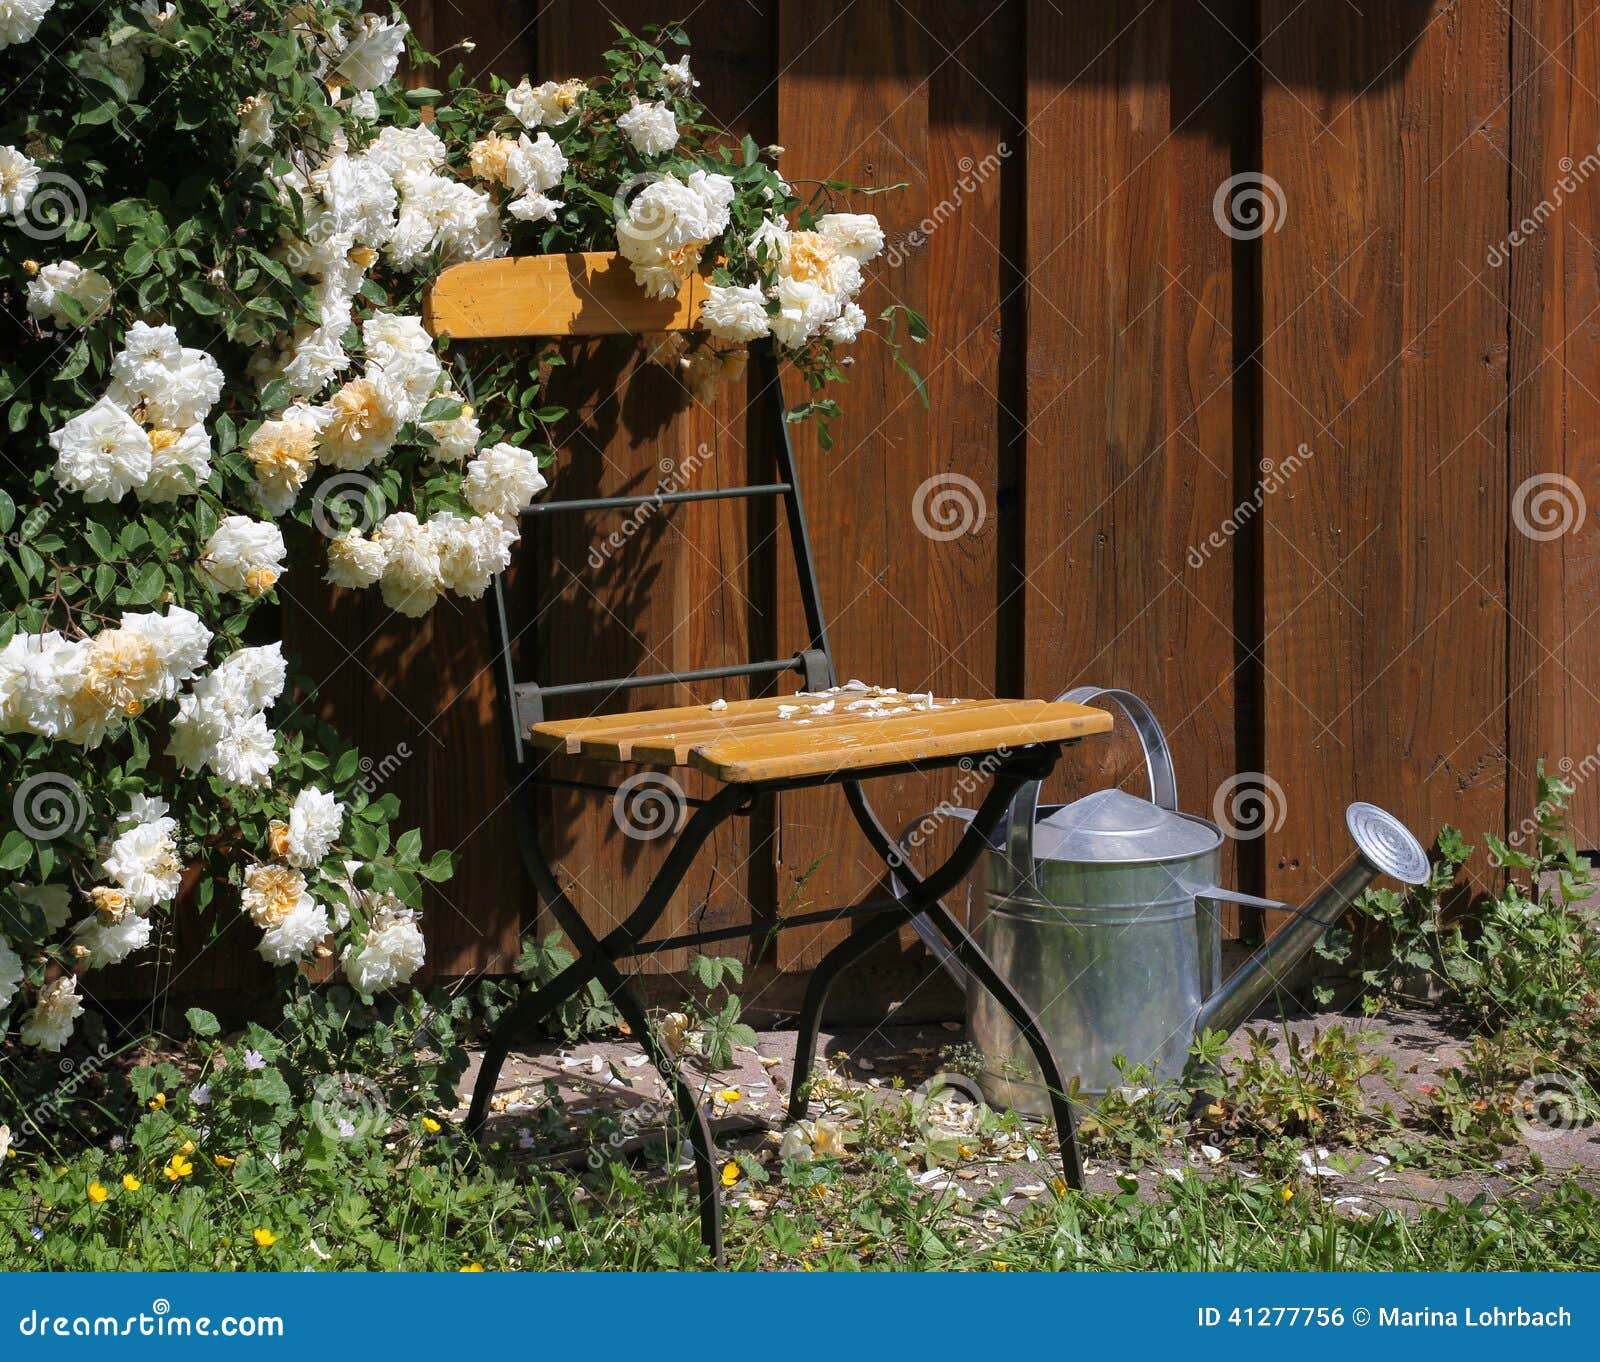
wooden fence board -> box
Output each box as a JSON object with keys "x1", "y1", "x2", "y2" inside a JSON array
[
  {"x1": 1507, "y1": 1, "x2": 1600, "y2": 851},
  {"x1": 1022, "y1": 1, "x2": 1241, "y2": 901},
  {"x1": 773, "y1": 1, "x2": 936, "y2": 970},
  {"x1": 1259, "y1": 1, "x2": 1510, "y2": 909}
]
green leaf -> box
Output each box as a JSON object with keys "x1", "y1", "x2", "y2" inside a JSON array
[{"x1": 185, "y1": 1007, "x2": 221, "y2": 1037}]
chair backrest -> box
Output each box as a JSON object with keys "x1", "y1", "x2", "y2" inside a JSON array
[
  {"x1": 422, "y1": 253, "x2": 835, "y2": 765},
  {"x1": 423, "y1": 252, "x2": 712, "y2": 339}
]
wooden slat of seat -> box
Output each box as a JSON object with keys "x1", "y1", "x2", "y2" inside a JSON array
[
  {"x1": 423, "y1": 252, "x2": 713, "y2": 340},
  {"x1": 688, "y1": 700, "x2": 1113, "y2": 782},
  {"x1": 531, "y1": 695, "x2": 812, "y2": 756},
  {"x1": 621, "y1": 699, "x2": 1016, "y2": 766}
]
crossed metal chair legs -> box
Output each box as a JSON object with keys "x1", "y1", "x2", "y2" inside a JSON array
[{"x1": 466, "y1": 746, "x2": 1084, "y2": 1266}]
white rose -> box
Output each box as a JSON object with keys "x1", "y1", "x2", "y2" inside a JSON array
[
  {"x1": 617, "y1": 100, "x2": 679, "y2": 157},
  {"x1": 139, "y1": 423, "x2": 212, "y2": 503},
  {"x1": 330, "y1": 13, "x2": 409, "y2": 91},
  {"x1": 49, "y1": 397, "x2": 151, "y2": 503},
  {"x1": 25, "y1": 260, "x2": 112, "y2": 327},
  {"x1": 464, "y1": 442, "x2": 547, "y2": 519},
  {"x1": 20, "y1": 976, "x2": 83, "y2": 1051},
  {"x1": 201, "y1": 515, "x2": 286, "y2": 596},
  {"x1": 324, "y1": 528, "x2": 386, "y2": 588},
  {"x1": 285, "y1": 786, "x2": 343, "y2": 870},
  {"x1": 434, "y1": 513, "x2": 517, "y2": 600},
  {"x1": 373, "y1": 512, "x2": 442, "y2": 618},
  {"x1": 0, "y1": 143, "x2": 39, "y2": 218},
  {"x1": 701, "y1": 283, "x2": 771, "y2": 342},
  {"x1": 817, "y1": 212, "x2": 885, "y2": 263},
  {"x1": 0, "y1": 0, "x2": 55, "y2": 50},
  {"x1": 342, "y1": 898, "x2": 426, "y2": 995}
]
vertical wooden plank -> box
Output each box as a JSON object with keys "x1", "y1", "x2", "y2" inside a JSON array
[
  {"x1": 1022, "y1": 2, "x2": 1240, "y2": 895},
  {"x1": 531, "y1": 1, "x2": 774, "y2": 970},
  {"x1": 1259, "y1": 1, "x2": 1509, "y2": 905},
  {"x1": 402, "y1": 2, "x2": 536, "y2": 977},
  {"x1": 1507, "y1": 0, "x2": 1600, "y2": 850},
  {"x1": 772, "y1": 1, "x2": 934, "y2": 970}
]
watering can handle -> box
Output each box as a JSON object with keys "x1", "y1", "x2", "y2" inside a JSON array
[{"x1": 1005, "y1": 687, "x2": 1179, "y2": 881}]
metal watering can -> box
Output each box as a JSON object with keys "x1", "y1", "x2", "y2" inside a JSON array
[{"x1": 920, "y1": 687, "x2": 1430, "y2": 1116}]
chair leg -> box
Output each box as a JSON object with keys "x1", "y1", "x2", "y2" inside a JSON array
[
  {"x1": 465, "y1": 972, "x2": 572, "y2": 1136},
  {"x1": 592, "y1": 958, "x2": 724, "y2": 1266},
  {"x1": 919, "y1": 901, "x2": 1085, "y2": 1190},
  {"x1": 785, "y1": 907, "x2": 909, "y2": 1124}
]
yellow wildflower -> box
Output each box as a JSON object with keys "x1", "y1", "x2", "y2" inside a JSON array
[
  {"x1": 1052, "y1": 1177, "x2": 1067, "y2": 1197},
  {"x1": 87, "y1": 1181, "x2": 108, "y2": 1204},
  {"x1": 1281, "y1": 1185, "x2": 1294, "y2": 1202},
  {"x1": 992, "y1": 1259, "x2": 1009, "y2": 1271},
  {"x1": 164, "y1": 1153, "x2": 194, "y2": 1180},
  {"x1": 178, "y1": 1140, "x2": 195, "y2": 1156},
  {"x1": 460, "y1": 1263, "x2": 484, "y2": 1272},
  {"x1": 214, "y1": 1155, "x2": 236, "y2": 1169},
  {"x1": 121, "y1": 1174, "x2": 141, "y2": 1192},
  {"x1": 720, "y1": 1160, "x2": 741, "y2": 1187},
  {"x1": 422, "y1": 1116, "x2": 442, "y2": 1134},
  {"x1": 252, "y1": 1227, "x2": 277, "y2": 1248},
  {"x1": 147, "y1": 1093, "x2": 166, "y2": 1111},
  {"x1": 716, "y1": 1088, "x2": 741, "y2": 1106}
]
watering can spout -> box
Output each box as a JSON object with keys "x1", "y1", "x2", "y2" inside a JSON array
[{"x1": 1193, "y1": 802, "x2": 1431, "y2": 1038}]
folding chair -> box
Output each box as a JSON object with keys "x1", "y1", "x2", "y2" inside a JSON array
[{"x1": 422, "y1": 252, "x2": 1114, "y2": 1264}]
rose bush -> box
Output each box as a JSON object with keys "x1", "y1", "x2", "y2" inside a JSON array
[{"x1": 1, "y1": 2, "x2": 907, "y2": 1055}]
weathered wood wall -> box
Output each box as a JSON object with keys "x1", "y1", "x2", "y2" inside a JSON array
[{"x1": 265, "y1": 0, "x2": 1600, "y2": 994}]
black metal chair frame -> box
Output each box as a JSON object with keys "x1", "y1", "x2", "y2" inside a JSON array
[{"x1": 455, "y1": 340, "x2": 1084, "y2": 1264}]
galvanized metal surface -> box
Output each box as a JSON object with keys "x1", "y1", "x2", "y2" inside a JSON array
[{"x1": 967, "y1": 690, "x2": 1430, "y2": 1116}]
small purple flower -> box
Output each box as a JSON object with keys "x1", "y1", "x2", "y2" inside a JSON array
[
  {"x1": 190, "y1": 1083, "x2": 211, "y2": 1106},
  {"x1": 29, "y1": 1227, "x2": 43, "y2": 1241},
  {"x1": 517, "y1": 1129, "x2": 536, "y2": 1151},
  {"x1": 243, "y1": 1049, "x2": 266, "y2": 1072},
  {"x1": 337, "y1": 1119, "x2": 356, "y2": 1139}
]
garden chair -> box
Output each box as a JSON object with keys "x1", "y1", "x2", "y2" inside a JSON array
[{"x1": 422, "y1": 252, "x2": 1114, "y2": 1263}]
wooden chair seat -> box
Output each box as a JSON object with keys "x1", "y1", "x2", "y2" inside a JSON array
[{"x1": 530, "y1": 687, "x2": 1113, "y2": 783}]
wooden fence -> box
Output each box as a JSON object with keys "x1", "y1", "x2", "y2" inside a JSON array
[{"x1": 198, "y1": 0, "x2": 1597, "y2": 1004}]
